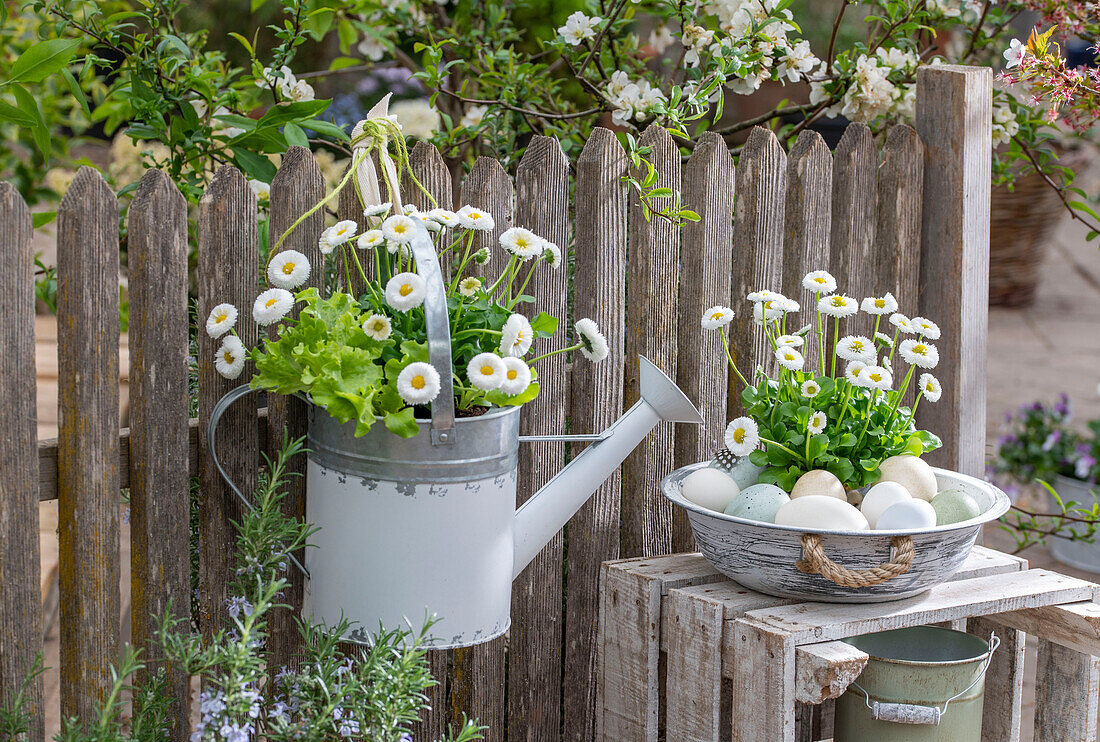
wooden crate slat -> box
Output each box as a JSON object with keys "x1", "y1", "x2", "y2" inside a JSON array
[
  {"x1": 741, "y1": 568, "x2": 1098, "y2": 644},
  {"x1": 675, "y1": 132, "x2": 735, "y2": 531},
  {"x1": 729, "y1": 126, "x2": 786, "y2": 413},
  {"x1": 793, "y1": 641, "x2": 868, "y2": 705},
  {"x1": 665, "y1": 586, "x2": 725, "y2": 742},
  {"x1": 829, "y1": 122, "x2": 878, "y2": 339},
  {"x1": 402, "y1": 140, "x2": 456, "y2": 742},
  {"x1": 914, "y1": 65, "x2": 993, "y2": 477},
  {"x1": 267, "y1": 146, "x2": 326, "y2": 674},
  {"x1": 781, "y1": 130, "x2": 832, "y2": 374},
  {"x1": 731, "y1": 618, "x2": 796, "y2": 742},
  {"x1": 969, "y1": 616, "x2": 1025, "y2": 742},
  {"x1": 508, "y1": 135, "x2": 570, "y2": 742},
  {"x1": 197, "y1": 165, "x2": 260, "y2": 641},
  {"x1": 623, "y1": 124, "x2": 682, "y2": 559},
  {"x1": 995, "y1": 600, "x2": 1100, "y2": 656},
  {"x1": 127, "y1": 168, "x2": 191, "y2": 740},
  {"x1": 57, "y1": 166, "x2": 121, "y2": 720},
  {"x1": 1035, "y1": 638, "x2": 1100, "y2": 742},
  {"x1": 0, "y1": 181, "x2": 44, "y2": 741},
  {"x1": 449, "y1": 155, "x2": 515, "y2": 742},
  {"x1": 568, "y1": 126, "x2": 629, "y2": 742}
]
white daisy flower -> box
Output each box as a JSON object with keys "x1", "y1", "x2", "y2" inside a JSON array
[
  {"x1": 403, "y1": 204, "x2": 420, "y2": 215},
  {"x1": 874, "y1": 331, "x2": 894, "y2": 347},
  {"x1": 362, "y1": 313, "x2": 392, "y2": 341},
  {"x1": 777, "y1": 297, "x2": 800, "y2": 313},
  {"x1": 747, "y1": 289, "x2": 783, "y2": 303},
  {"x1": 818, "y1": 294, "x2": 859, "y2": 318},
  {"x1": 500, "y1": 227, "x2": 544, "y2": 261},
  {"x1": 775, "y1": 346, "x2": 805, "y2": 371},
  {"x1": 458, "y1": 277, "x2": 482, "y2": 297},
  {"x1": 267, "y1": 250, "x2": 311, "y2": 290},
  {"x1": 543, "y1": 241, "x2": 563, "y2": 268},
  {"x1": 845, "y1": 361, "x2": 867, "y2": 385},
  {"x1": 500, "y1": 356, "x2": 533, "y2": 396},
  {"x1": 802, "y1": 270, "x2": 837, "y2": 294},
  {"x1": 860, "y1": 292, "x2": 898, "y2": 315},
  {"x1": 835, "y1": 335, "x2": 876, "y2": 363},
  {"x1": 253, "y1": 288, "x2": 294, "y2": 325},
  {"x1": 808, "y1": 411, "x2": 827, "y2": 435},
  {"x1": 801, "y1": 380, "x2": 821, "y2": 397},
  {"x1": 427, "y1": 208, "x2": 458, "y2": 226},
  {"x1": 318, "y1": 233, "x2": 335, "y2": 255},
  {"x1": 385, "y1": 272, "x2": 427, "y2": 312},
  {"x1": 795, "y1": 324, "x2": 813, "y2": 336},
  {"x1": 248, "y1": 179, "x2": 270, "y2": 203},
  {"x1": 206, "y1": 303, "x2": 238, "y2": 338},
  {"x1": 889, "y1": 313, "x2": 915, "y2": 333},
  {"x1": 409, "y1": 210, "x2": 442, "y2": 232},
  {"x1": 357, "y1": 230, "x2": 384, "y2": 250},
  {"x1": 467, "y1": 352, "x2": 506, "y2": 390},
  {"x1": 861, "y1": 365, "x2": 893, "y2": 391},
  {"x1": 919, "y1": 373, "x2": 942, "y2": 403},
  {"x1": 701, "y1": 305, "x2": 735, "y2": 330},
  {"x1": 724, "y1": 416, "x2": 760, "y2": 457},
  {"x1": 776, "y1": 334, "x2": 804, "y2": 348},
  {"x1": 323, "y1": 220, "x2": 358, "y2": 246},
  {"x1": 397, "y1": 361, "x2": 441, "y2": 405},
  {"x1": 910, "y1": 316, "x2": 941, "y2": 340},
  {"x1": 882, "y1": 355, "x2": 893, "y2": 373},
  {"x1": 753, "y1": 301, "x2": 783, "y2": 325},
  {"x1": 500, "y1": 313, "x2": 534, "y2": 357},
  {"x1": 215, "y1": 335, "x2": 247, "y2": 380},
  {"x1": 363, "y1": 202, "x2": 392, "y2": 218},
  {"x1": 457, "y1": 205, "x2": 495, "y2": 231},
  {"x1": 575, "y1": 318, "x2": 609, "y2": 362},
  {"x1": 473, "y1": 247, "x2": 492, "y2": 265},
  {"x1": 381, "y1": 214, "x2": 417, "y2": 245},
  {"x1": 899, "y1": 338, "x2": 939, "y2": 368}
]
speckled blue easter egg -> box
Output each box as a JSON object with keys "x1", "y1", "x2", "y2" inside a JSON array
[
  {"x1": 724, "y1": 484, "x2": 790, "y2": 523},
  {"x1": 931, "y1": 488, "x2": 983, "y2": 525},
  {"x1": 714, "y1": 456, "x2": 765, "y2": 490}
]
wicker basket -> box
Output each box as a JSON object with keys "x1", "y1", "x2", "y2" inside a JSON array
[{"x1": 990, "y1": 146, "x2": 1090, "y2": 307}]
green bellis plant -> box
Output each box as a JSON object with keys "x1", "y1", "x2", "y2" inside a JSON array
[{"x1": 704, "y1": 270, "x2": 942, "y2": 491}]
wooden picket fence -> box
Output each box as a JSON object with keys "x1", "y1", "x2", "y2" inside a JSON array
[{"x1": 0, "y1": 64, "x2": 991, "y2": 741}]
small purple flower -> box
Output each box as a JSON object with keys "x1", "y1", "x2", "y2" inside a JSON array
[
  {"x1": 399, "y1": 734, "x2": 413, "y2": 742},
  {"x1": 338, "y1": 718, "x2": 361, "y2": 737},
  {"x1": 226, "y1": 595, "x2": 254, "y2": 620},
  {"x1": 1055, "y1": 393, "x2": 1071, "y2": 419},
  {"x1": 1076, "y1": 455, "x2": 1097, "y2": 480},
  {"x1": 998, "y1": 434, "x2": 1018, "y2": 448},
  {"x1": 122, "y1": 507, "x2": 131, "y2": 524},
  {"x1": 1042, "y1": 431, "x2": 1062, "y2": 451}
]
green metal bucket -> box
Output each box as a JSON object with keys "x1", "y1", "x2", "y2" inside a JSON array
[{"x1": 834, "y1": 626, "x2": 999, "y2": 742}]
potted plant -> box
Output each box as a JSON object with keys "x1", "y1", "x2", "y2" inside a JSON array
[
  {"x1": 661, "y1": 270, "x2": 1010, "y2": 602},
  {"x1": 205, "y1": 110, "x2": 702, "y2": 647},
  {"x1": 991, "y1": 394, "x2": 1100, "y2": 572}
]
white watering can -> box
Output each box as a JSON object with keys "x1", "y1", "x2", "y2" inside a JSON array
[{"x1": 209, "y1": 226, "x2": 702, "y2": 648}]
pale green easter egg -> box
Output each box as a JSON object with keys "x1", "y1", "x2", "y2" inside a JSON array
[
  {"x1": 931, "y1": 488, "x2": 983, "y2": 525},
  {"x1": 724, "y1": 484, "x2": 790, "y2": 523}
]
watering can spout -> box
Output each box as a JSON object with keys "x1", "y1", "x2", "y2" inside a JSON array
[{"x1": 512, "y1": 356, "x2": 702, "y2": 578}]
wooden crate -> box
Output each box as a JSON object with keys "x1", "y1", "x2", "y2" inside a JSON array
[{"x1": 597, "y1": 546, "x2": 1100, "y2": 742}]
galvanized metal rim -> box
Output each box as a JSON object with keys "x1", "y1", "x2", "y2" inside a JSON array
[{"x1": 661, "y1": 461, "x2": 1011, "y2": 537}]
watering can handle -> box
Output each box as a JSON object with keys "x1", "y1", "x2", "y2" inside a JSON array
[
  {"x1": 795, "y1": 533, "x2": 914, "y2": 587},
  {"x1": 850, "y1": 632, "x2": 1000, "y2": 725},
  {"x1": 207, "y1": 383, "x2": 310, "y2": 578},
  {"x1": 407, "y1": 226, "x2": 456, "y2": 446}
]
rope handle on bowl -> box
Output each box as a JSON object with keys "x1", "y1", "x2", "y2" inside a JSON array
[{"x1": 795, "y1": 534, "x2": 914, "y2": 587}]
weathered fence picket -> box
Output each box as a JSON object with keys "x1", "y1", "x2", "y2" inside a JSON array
[
  {"x1": 128, "y1": 168, "x2": 191, "y2": 741},
  {"x1": 1, "y1": 64, "x2": 995, "y2": 742},
  {"x1": 0, "y1": 182, "x2": 44, "y2": 742},
  {"x1": 57, "y1": 167, "x2": 121, "y2": 722}
]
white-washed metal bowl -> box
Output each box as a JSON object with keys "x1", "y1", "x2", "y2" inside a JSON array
[{"x1": 661, "y1": 462, "x2": 1011, "y2": 603}]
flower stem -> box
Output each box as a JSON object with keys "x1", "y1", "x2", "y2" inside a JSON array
[
  {"x1": 720, "y1": 332, "x2": 751, "y2": 389},
  {"x1": 830, "y1": 317, "x2": 840, "y2": 378},
  {"x1": 527, "y1": 342, "x2": 582, "y2": 364},
  {"x1": 816, "y1": 306, "x2": 826, "y2": 376},
  {"x1": 760, "y1": 437, "x2": 807, "y2": 467}
]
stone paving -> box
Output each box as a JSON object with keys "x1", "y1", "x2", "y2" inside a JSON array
[{"x1": 31, "y1": 215, "x2": 1100, "y2": 737}]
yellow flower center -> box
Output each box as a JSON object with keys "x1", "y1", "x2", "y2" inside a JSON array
[
  {"x1": 517, "y1": 238, "x2": 528, "y2": 247},
  {"x1": 400, "y1": 284, "x2": 413, "y2": 297},
  {"x1": 470, "y1": 212, "x2": 482, "y2": 219},
  {"x1": 222, "y1": 351, "x2": 234, "y2": 363},
  {"x1": 926, "y1": 382, "x2": 934, "y2": 391},
  {"x1": 265, "y1": 298, "x2": 278, "y2": 308},
  {"x1": 814, "y1": 277, "x2": 826, "y2": 284},
  {"x1": 869, "y1": 373, "x2": 882, "y2": 382},
  {"x1": 411, "y1": 375, "x2": 426, "y2": 390},
  {"x1": 394, "y1": 224, "x2": 406, "y2": 234},
  {"x1": 481, "y1": 365, "x2": 494, "y2": 376},
  {"x1": 874, "y1": 298, "x2": 885, "y2": 307},
  {"x1": 507, "y1": 370, "x2": 518, "y2": 380},
  {"x1": 850, "y1": 341, "x2": 864, "y2": 351},
  {"x1": 915, "y1": 344, "x2": 927, "y2": 354},
  {"x1": 710, "y1": 312, "x2": 723, "y2": 320},
  {"x1": 732, "y1": 428, "x2": 746, "y2": 444},
  {"x1": 215, "y1": 313, "x2": 227, "y2": 323},
  {"x1": 831, "y1": 297, "x2": 844, "y2": 306},
  {"x1": 282, "y1": 263, "x2": 295, "y2": 275}
]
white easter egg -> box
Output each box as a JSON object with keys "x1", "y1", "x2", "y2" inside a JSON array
[
  {"x1": 877, "y1": 455, "x2": 938, "y2": 501},
  {"x1": 681, "y1": 468, "x2": 741, "y2": 512},
  {"x1": 860, "y1": 481, "x2": 913, "y2": 529},
  {"x1": 875, "y1": 498, "x2": 938, "y2": 530},
  {"x1": 774, "y1": 495, "x2": 870, "y2": 531},
  {"x1": 931, "y1": 488, "x2": 983, "y2": 525},
  {"x1": 724, "y1": 483, "x2": 790, "y2": 523},
  {"x1": 790, "y1": 469, "x2": 847, "y2": 501}
]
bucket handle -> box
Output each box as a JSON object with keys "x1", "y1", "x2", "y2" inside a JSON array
[
  {"x1": 207, "y1": 383, "x2": 310, "y2": 578},
  {"x1": 795, "y1": 534, "x2": 914, "y2": 587},
  {"x1": 406, "y1": 222, "x2": 456, "y2": 447},
  {"x1": 849, "y1": 631, "x2": 1001, "y2": 725}
]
